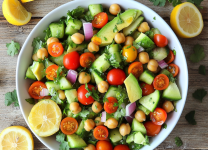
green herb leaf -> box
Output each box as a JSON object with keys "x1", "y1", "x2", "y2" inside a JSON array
[
  {"x1": 175, "y1": 137, "x2": 183, "y2": 147},
  {"x1": 56, "y1": 132, "x2": 65, "y2": 143},
  {"x1": 125, "y1": 45, "x2": 131, "y2": 49},
  {"x1": 59, "y1": 141, "x2": 70, "y2": 150},
  {"x1": 117, "y1": 13, "x2": 124, "y2": 24},
  {"x1": 50, "y1": 87, "x2": 63, "y2": 104},
  {"x1": 54, "y1": 66, "x2": 66, "y2": 84},
  {"x1": 192, "y1": 88, "x2": 207, "y2": 102},
  {"x1": 85, "y1": 14, "x2": 94, "y2": 22},
  {"x1": 162, "y1": 123, "x2": 167, "y2": 129},
  {"x1": 167, "y1": 73, "x2": 176, "y2": 83},
  {"x1": 94, "y1": 120, "x2": 99, "y2": 124},
  {"x1": 168, "y1": 0, "x2": 182, "y2": 6},
  {"x1": 149, "y1": 0, "x2": 167, "y2": 7},
  {"x1": 185, "y1": 110, "x2": 197, "y2": 125},
  {"x1": 5, "y1": 90, "x2": 19, "y2": 107},
  {"x1": 25, "y1": 98, "x2": 36, "y2": 105},
  {"x1": 67, "y1": 6, "x2": 85, "y2": 20},
  {"x1": 190, "y1": 44, "x2": 205, "y2": 63},
  {"x1": 32, "y1": 37, "x2": 44, "y2": 54},
  {"x1": 43, "y1": 27, "x2": 52, "y2": 42},
  {"x1": 186, "y1": 0, "x2": 203, "y2": 8},
  {"x1": 153, "y1": 17, "x2": 156, "y2": 20},
  {"x1": 104, "y1": 37, "x2": 108, "y2": 41},
  {"x1": 85, "y1": 84, "x2": 100, "y2": 101},
  {"x1": 173, "y1": 49, "x2": 176, "y2": 55},
  {"x1": 6, "y1": 41, "x2": 20, "y2": 57},
  {"x1": 113, "y1": 25, "x2": 119, "y2": 33},
  {"x1": 113, "y1": 103, "x2": 119, "y2": 107},
  {"x1": 199, "y1": 65, "x2": 206, "y2": 75}
]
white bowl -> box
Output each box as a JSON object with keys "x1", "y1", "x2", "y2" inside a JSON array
[{"x1": 16, "y1": 0, "x2": 189, "y2": 149}]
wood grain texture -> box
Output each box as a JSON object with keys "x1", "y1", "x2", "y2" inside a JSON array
[{"x1": 0, "y1": 0, "x2": 208, "y2": 149}]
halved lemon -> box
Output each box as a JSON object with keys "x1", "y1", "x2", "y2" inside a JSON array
[
  {"x1": 21, "y1": 0, "x2": 34, "y2": 3},
  {"x1": 170, "y1": 2, "x2": 204, "y2": 38},
  {"x1": 2, "y1": 0, "x2": 32, "y2": 26},
  {"x1": 0, "y1": 126, "x2": 34, "y2": 150},
  {"x1": 28, "y1": 99, "x2": 62, "y2": 137}
]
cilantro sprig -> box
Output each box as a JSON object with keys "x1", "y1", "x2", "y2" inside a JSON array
[
  {"x1": 5, "y1": 90, "x2": 19, "y2": 107},
  {"x1": 192, "y1": 88, "x2": 207, "y2": 102},
  {"x1": 199, "y1": 65, "x2": 206, "y2": 75},
  {"x1": 190, "y1": 44, "x2": 205, "y2": 63},
  {"x1": 185, "y1": 110, "x2": 197, "y2": 125},
  {"x1": 32, "y1": 37, "x2": 45, "y2": 54},
  {"x1": 175, "y1": 137, "x2": 183, "y2": 147},
  {"x1": 149, "y1": 0, "x2": 204, "y2": 7},
  {"x1": 85, "y1": 84, "x2": 100, "y2": 101},
  {"x1": 6, "y1": 41, "x2": 20, "y2": 57},
  {"x1": 56, "y1": 132, "x2": 70, "y2": 150}
]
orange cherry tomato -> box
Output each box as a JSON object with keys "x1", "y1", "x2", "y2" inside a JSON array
[
  {"x1": 122, "y1": 45, "x2": 137, "y2": 63},
  {"x1": 114, "y1": 145, "x2": 130, "y2": 150},
  {"x1": 167, "y1": 63, "x2": 179, "y2": 77},
  {"x1": 45, "y1": 64, "x2": 59, "y2": 80},
  {"x1": 28, "y1": 81, "x2": 47, "y2": 99},
  {"x1": 92, "y1": 12, "x2": 108, "y2": 28},
  {"x1": 144, "y1": 121, "x2": 162, "y2": 137},
  {"x1": 80, "y1": 52, "x2": 96, "y2": 68},
  {"x1": 93, "y1": 126, "x2": 109, "y2": 140},
  {"x1": 128, "y1": 62, "x2": 143, "y2": 78},
  {"x1": 164, "y1": 50, "x2": 175, "y2": 64},
  {"x1": 140, "y1": 82, "x2": 155, "y2": 96},
  {"x1": 77, "y1": 84, "x2": 95, "y2": 105},
  {"x1": 96, "y1": 141, "x2": 113, "y2": 150},
  {"x1": 150, "y1": 108, "x2": 167, "y2": 125},
  {"x1": 91, "y1": 36, "x2": 102, "y2": 45},
  {"x1": 104, "y1": 97, "x2": 118, "y2": 114},
  {"x1": 48, "y1": 42, "x2": 64, "y2": 57},
  {"x1": 153, "y1": 74, "x2": 169, "y2": 90},
  {"x1": 60, "y1": 117, "x2": 78, "y2": 135}
]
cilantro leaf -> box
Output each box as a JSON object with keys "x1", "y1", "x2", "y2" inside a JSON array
[
  {"x1": 56, "y1": 132, "x2": 65, "y2": 143},
  {"x1": 32, "y1": 37, "x2": 44, "y2": 54},
  {"x1": 190, "y1": 44, "x2": 205, "y2": 63},
  {"x1": 113, "y1": 25, "x2": 119, "y2": 33},
  {"x1": 173, "y1": 49, "x2": 176, "y2": 55},
  {"x1": 43, "y1": 27, "x2": 52, "y2": 42},
  {"x1": 175, "y1": 137, "x2": 183, "y2": 147},
  {"x1": 59, "y1": 141, "x2": 70, "y2": 150},
  {"x1": 199, "y1": 65, "x2": 206, "y2": 75},
  {"x1": 167, "y1": 73, "x2": 176, "y2": 83},
  {"x1": 128, "y1": 142, "x2": 144, "y2": 150},
  {"x1": 187, "y1": 0, "x2": 203, "y2": 8},
  {"x1": 192, "y1": 88, "x2": 207, "y2": 102},
  {"x1": 117, "y1": 13, "x2": 124, "y2": 24},
  {"x1": 50, "y1": 88, "x2": 63, "y2": 104},
  {"x1": 85, "y1": 13, "x2": 94, "y2": 22},
  {"x1": 153, "y1": 16, "x2": 156, "y2": 20},
  {"x1": 25, "y1": 98, "x2": 35, "y2": 105},
  {"x1": 185, "y1": 110, "x2": 197, "y2": 125},
  {"x1": 85, "y1": 83, "x2": 100, "y2": 101},
  {"x1": 6, "y1": 41, "x2": 20, "y2": 56},
  {"x1": 5, "y1": 90, "x2": 19, "y2": 107},
  {"x1": 79, "y1": 110, "x2": 90, "y2": 118},
  {"x1": 54, "y1": 66, "x2": 66, "y2": 84},
  {"x1": 162, "y1": 123, "x2": 167, "y2": 129},
  {"x1": 116, "y1": 85, "x2": 128, "y2": 103},
  {"x1": 168, "y1": 0, "x2": 182, "y2": 6},
  {"x1": 106, "y1": 53, "x2": 121, "y2": 69},
  {"x1": 67, "y1": 6, "x2": 85, "y2": 21},
  {"x1": 149, "y1": 0, "x2": 166, "y2": 7}
]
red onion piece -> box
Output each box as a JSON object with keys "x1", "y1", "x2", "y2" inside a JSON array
[
  {"x1": 40, "y1": 88, "x2": 49, "y2": 96},
  {"x1": 66, "y1": 70, "x2": 78, "y2": 84},
  {"x1": 126, "y1": 102, "x2": 136, "y2": 116},
  {"x1": 83, "y1": 23, "x2": 93, "y2": 41},
  {"x1": 137, "y1": 47, "x2": 144, "y2": 53},
  {"x1": 158, "y1": 60, "x2": 168, "y2": 69},
  {"x1": 125, "y1": 113, "x2": 135, "y2": 124},
  {"x1": 101, "y1": 111, "x2": 106, "y2": 122}
]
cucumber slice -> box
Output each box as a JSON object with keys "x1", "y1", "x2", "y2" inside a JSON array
[
  {"x1": 139, "y1": 70, "x2": 155, "y2": 85},
  {"x1": 131, "y1": 118, "x2": 146, "y2": 135},
  {"x1": 134, "y1": 132, "x2": 146, "y2": 145},
  {"x1": 76, "y1": 120, "x2": 85, "y2": 135},
  {"x1": 66, "y1": 134, "x2": 87, "y2": 148},
  {"x1": 45, "y1": 60, "x2": 54, "y2": 68},
  {"x1": 65, "y1": 26, "x2": 78, "y2": 35},
  {"x1": 91, "y1": 70, "x2": 104, "y2": 85},
  {"x1": 65, "y1": 89, "x2": 78, "y2": 104},
  {"x1": 59, "y1": 77, "x2": 72, "y2": 90},
  {"x1": 67, "y1": 43, "x2": 87, "y2": 53},
  {"x1": 135, "y1": 33, "x2": 155, "y2": 51},
  {"x1": 45, "y1": 81, "x2": 60, "y2": 94},
  {"x1": 49, "y1": 51, "x2": 66, "y2": 66},
  {"x1": 126, "y1": 133, "x2": 134, "y2": 144},
  {"x1": 30, "y1": 61, "x2": 45, "y2": 81},
  {"x1": 49, "y1": 22, "x2": 65, "y2": 38},
  {"x1": 25, "y1": 67, "x2": 36, "y2": 80},
  {"x1": 138, "y1": 105, "x2": 151, "y2": 115},
  {"x1": 107, "y1": 44, "x2": 122, "y2": 67},
  {"x1": 152, "y1": 47, "x2": 169, "y2": 61},
  {"x1": 162, "y1": 82, "x2": 182, "y2": 101},
  {"x1": 66, "y1": 19, "x2": 82, "y2": 30},
  {"x1": 109, "y1": 128, "x2": 122, "y2": 143},
  {"x1": 103, "y1": 86, "x2": 118, "y2": 99},
  {"x1": 160, "y1": 69, "x2": 171, "y2": 76},
  {"x1": 89, "y1": 4, "x2": 103, "y2": 17},
  {"x1": 91, "y1": 53, "x2": 110, "y2": 73}
]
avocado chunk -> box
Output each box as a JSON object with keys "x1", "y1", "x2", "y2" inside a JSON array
[
  {"x1": 124, "y1": 73, "x2": 142, "y2": 103},
  {"x1": 30, "y1": 61, "x2": 45, "y2": 81},
  {"x1": 135, "y1": 33, "x2": 155, "y2": 51},
  {"x1": 25, "y1": 67, "x2": 36, "y2": 80}
]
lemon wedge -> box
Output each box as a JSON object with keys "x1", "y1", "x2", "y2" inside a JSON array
[
  {"x1": 0, "y1": 126, "x2": 34, "y2": 150},
  {"x1": 21, "y1": 0, "x2": 34, "y2": 3},
  {"x1": 28, "y1": 99, "x2": 62, "y2": 137},
  {"x1": 2, "y1": 0, "x2": 32, "y2": 26},
  {"x1": 170, "y1": 2, "x2": 204, "y2": 38}
]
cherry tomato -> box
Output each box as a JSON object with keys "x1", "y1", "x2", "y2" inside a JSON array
[
  {"x1": 167, "y1": 63, "x2": 179, "y2": 77},
  {"x1": 128, "y1": 62, "x2": 143, "y2": 78},
  {"x1": 63, "y1": 51, "x2": 80, "y2": 70},
  {"x1": 104, "y1": 97, "x2": 118, "y2": 114},
  {"x1": 114, "y1": 145, "x2": 130, "y2": 150},
  {"x1": 28, "y1": 81, "x2": 47, "y2": 99},
  {"x1": 96, "y1": 140, "x2": 113, "y2": 150},
  {"x1": 60, "y1": 117, "x2": 78, "y2": 135},
  {"x1": 92, "y1": 12, "x2": 108, "y2": 28},
  {"x1": 165, "y1": 50, "x2": 175, "y2": 64},
  {"x1": 80, "y1": 52, "x2": 96, "y2": 68},
  {"x1": 107, "y1": 69, "x2": 126, "y2": 85},
  {"x1": 153, "y1": 74, "x2": 169, "y2": 90},
  {"x1": 154, "y1": 34, "x2": 168, "y2": 47},
  {"x1": 144, "y1": 121, "x2": 162, "y2": 137},
  {"x1": 45, "y1": 64, "x2": 59, "y2": 80},
  {"x1": 93, "y1": 126, "x2": 109, "y2": 140},
  {"x1": 48, "y1": 42, "x2": 64, "y2": 57},
  {"x1": 150, "y1": 108, "x2": 167, "y2": 125},
  {"x1": 77, "y1": 84, "x2": 95, "y2": 105},
  {"x1": 91, "y1": 36, "x2": 102, "y2": 45},
  {"x1": 122, "y1": 45, "x2": 137, "y2": 63},
  {"x1": 140, "y1": 82, "x2": 155, "y2": 96}
]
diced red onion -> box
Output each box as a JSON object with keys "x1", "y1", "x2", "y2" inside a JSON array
[
  {"x1": 83, "y1": 23, "x2": 93, "y2": 41},
  {"x1": 101, "y1": 111, "x2": 106, "y2": 122},
  {"x1": 137, "y1": 47, "x2": 144, "y2": 53},
  {"x1": 126, "y1": 102, "x2": 136, "y2": 116},
  {"x1": 158, "y1": 60, "x2": 168, "y2": 69},
  {"x1": 66, "y1": 70, "x2": 78, "y2": 84},
  {"x1": 40, "y1": 88, "x2": 49, "y2": 96},
  {"x1": 125, "y1": 113, "x2": 135, "y2": 124}
]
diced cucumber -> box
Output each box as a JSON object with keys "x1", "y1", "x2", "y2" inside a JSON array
[
  {"x1": 103, "y1": 86, "x2": 118, "y2": 99},
  {"x1": 90, "y1": 72, "x2": 96, "y2": 84},
  {"x1": 152, "y1": 47, "x2": 169, "y2": 61},
  {"x1": 132, "y1": 31, "x2": 141, "y2": 40},
  {"x1": 76, "y1": 120, "x2": 85, "y2": 135},
  {"x1": 65, "y1": 26, "x2": 78, "y2": 35},
  {"x1": 162, "y1": 82, "x2": 182, "y2": 101},
  {"x1": 59, "y1": 77, "x2": 72, "y2": 90},
  {"x1": 134, "y1": 132, "x2": 146, "y2": 145},
  {"x1": 109, "y1": 128, "x2": 122, "y2": 143},
  {"x1": 67, "y1": 43, "x2": 87, "y2": 53},
  {"x1": 91, "y1": 70, "x2": 104, "y2": 85},
  {"x1": 45, "y1": 60, "x2": 54, "y2": 68},
  {"x1": 65, "y1": 19, "x2": 82, "y2": 35},
  {"x1": 45, "y1": 81, "x2": 60, "y2": 94},
  {"x1": 67, "y1": 35, "x2": 73, "y2": 44},
  {"x1": 139, "y1": 70, "x2": 155, "y2": 85},
  {"x1": 65, "y1": 89, "x2": 78, "y2": 104},
  {"x1": 131, "y1": 118, "x2": 146, "y2": 135},
  {"x1": 49, "y1": 22, "x2": 65, "y2": 39},
  {"x1": 67, "y1": 134, "x2": 87, "y2": 148},
  {"x1": 49, "y1": 51, "x2": 66, "y2": 66},
  {"x1": 88, "y1": 4, "x2": 103, "y2": 17},
  {"x1": 138, "y1": 105, "x2": 151, "y2": 115},
  {"x1": 139, "y1": 90, "x2": 160, "y2": 112},
  {"x1": 135, "y1": 33, "x2": 155, "y2": 51},
  {"x1": 25, "y1": 67, "x2": 36, "y2": 80},
  {"x1": 126, "y1": 133, "x2": 134, "y2": 144},
  {"x1": 107, "y1": 44, "x2": 122, "y2": 66},
  {"x1": 148, "y1": 28, "x2": 161, "y2": 40},
  {"x1": 30, "y1": 61, "x2": 45, "y2": 81},
  {"x1": 160, "y1": 69, "x2": 171, "y2": 76},
  {"x1": 91, "y1": 53, "x2": 110, "y2": 73}
]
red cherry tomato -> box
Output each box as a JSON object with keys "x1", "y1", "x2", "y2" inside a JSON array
[
  {"x1": 92, "y1": 12, "x2": 108, "y2": 29},
  {"x1": 63, "y1": 51, "x2": 80, "y2": 70},
  {"x1": 144, "y1": 121, "x2": 162, "y2": 137},
  {"x1": 96, "y1": 141, "x2": 113, "y2": 150},
  {"x1": 164, "y1": 50, "x2": 175, "y2": 64},
  {"x1": 150, "y1": 108, "x2": 167, "y2": 125},
  {"x1": 114, "y1": 145, "x2": 130, "y2": 150},
  {"x1": 140, "y1": 82, "x2": 155, "y2": 96},
  {"x1": 48, "y1": 42, "x2": 64, "y2": 57},
  {"x1": 28, "y1": 81, "x2": 47, "y2": 99},
  {"x1": 93, "y1": 126, "x2": 109, "y2": 140},
  {"x1": 77, "y1": 84, "x2": 95, "y2": 105},
  {"x1": 154, "y1": 34, "x2": 168, "y2": 47},
  {"x1": 107, "y1": 69, "x2": 126, "y2": 85},
  {"x1": 80, "y1": 52, "x2": 96, "y2": 68},
  {"x1": 167, "y1": 63, "x2": 179, "y2": 77},
  {"x1": 104, "y1": 97, "x2": 118, "y2": 114}
]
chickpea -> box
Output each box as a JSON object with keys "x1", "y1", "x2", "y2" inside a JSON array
[
  {"x1": 147, "y1": 59, "x2": 159, "y2": 72},
  {"x1": 139, "y1": 52, "x2": 149, "y2": 64},
  {"x1": 135, "y1": 110, "x2": 146, "y2": 122},
  {"x1": 84, "y1": 144, "x2": 96, "y2": 150},
  {"x1": 32, "y1": 53, "x2": 39, "y2": 61},
  {"x1": 138, "y1": 22, "x2": 150, "y2": 33},
  {"x1": 70, "y1": 102, "x2": 81, "y2": 114},
  {"x1": 78, "y1": 72, "x2": 91, "y2": 84},
  {"x1": 92, "y1": 101, "x2": 103, "y2": 113},
  {"x1": 114, "y1": 33, "x2": 125, "y2": 44},
  {"x1": 98, "y1": 81, "x2": 109, "y2": 93},
  {"x1": 119, "y1": 123, "x2": 131, "y2": 136},
  {"x1": 124, "y1": 36, "x2": 134, "y2": 46},
  {"x1": 109, "y1": 4, "x2": 121, "y2": 15},
  {"x1": 93, "y1": 30, "x2": 98, "y2": 35},
  {"x1": 104, "y1": 118, "x2": 118, "y2": 129},
  {"x1": 163, "y1": 101, "x2": 174, "y2": 113},
  {"x1": 58, "y1": 90, "x2": 66, "y2": 100},
  {"x1": 95, "y1": 117, "x2": 104, "y2": 126},
  {"x1": 71, "y1": 33, "x2": 85, "y2": 44},
  {"x1": 84, "y1": 119, "x2": 95, "y2": 131},
  {"x1": 88, "y1": 42, "x2": 99, "y2": 52},
  {"x1": 37, "y1": 48, "x2": 48, "y2": 60},
  {"x1": 47, "y1": 37, "x2": 59, "y2": 46}
]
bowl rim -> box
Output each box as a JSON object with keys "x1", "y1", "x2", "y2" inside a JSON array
[{"x1": 16, "y1": 0, "x2": 189, "y2": 149}]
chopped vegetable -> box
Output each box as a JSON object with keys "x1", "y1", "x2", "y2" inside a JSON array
[
  {"x1": 158, "y1": 60, "x2": 168, "y2": 69},
  {"x1": 83, "y1": 23, "x2": 93, "y2": 41},
  {"x1": 125, "y1": 102, "x2": 136, "y2": 116},
  {"x1": 66, "y1": 70, "x2": 78, "y2": 84}
]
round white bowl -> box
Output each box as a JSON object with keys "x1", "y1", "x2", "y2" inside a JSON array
[{"x1": 16, "y1": 0, "x2": 188, "y2": 149}]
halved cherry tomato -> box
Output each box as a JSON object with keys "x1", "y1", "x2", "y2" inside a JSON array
[
  {"x1": 165, "y1": 50, "x2": 175, "y2": 64},
  {"x1": 154, "y1": 34, "x2": 168, "y2": 47},
  {"x1": 48, "y1": 42, "x2": 64, "y2": 57},
  {"x1": 77, "y1": 84, "x2": 95, "y2": 105},
  {"x1": 60, "y1": 117, "x2": 78, "y2": 135},
  {"x1": 93, "y1": 126, "x2": 109, "y2": 140},
  {"x1": 128, "y1": 62, "x2": 143, "y2": 78},
  {"x1": 107, "y1": 69, "x2": 126, "y2": 85},
  {"x1": 96, "y1": 140, "x2": 113, "y2": 150},
  {"x1": 63, "y1": 51, "x2": 80, "y2": 70},
  {"x1": 91, "y1": 36, "x2": 102, "y2": 45},
  {"x1": 114, "y1": 145, "x2": 130, "y2": 150},
  {"x1": 140, "y1": 82, "x2": 155, "y2": 96},
  {"x1": 153, "y1": 74, "x2": 169, "y2": 90},
  {"x1": 92, "y1": 12, "x2": 108, "y2": 28},
  {"x1": 144, "y1": 121, "x2": 162, "y2": 137},
  {"x1": 28, "y1": 81, "x2": 47, "y2": 99},
  {"x1": 104, "y1": 97, "x2": 118, "y2": 114},
  {"x1": 80, "y1": 52, "x2": 96, "y2": 68},
  {"x1": 167, "y1": 63, "x2": 179, "y2": 77},
  {"x1": 45, "y1": 64, "x2": 59, "y2": 80},
  {"x1": 122, "y1": 45, "x2": 137, "y2": 63},
  {"x1": 150, "y1": 108, "x2": 167, "y2": 125}
]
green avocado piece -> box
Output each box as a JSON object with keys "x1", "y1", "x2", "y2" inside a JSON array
[
  {"x1": 135, "y1": 33, "x2": 155, "y2": 51},
  {"x1": 30, "y1": 61, "x2": 45, "y2": 81}
]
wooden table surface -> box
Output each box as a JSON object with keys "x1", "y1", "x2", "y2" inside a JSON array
[{"x1": 0, "y1": 0, "x2": 208, "y2": 149}]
